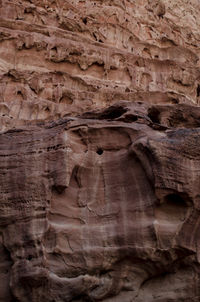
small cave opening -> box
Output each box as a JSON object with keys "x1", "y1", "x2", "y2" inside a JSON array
[
  {"x1": 155, "y1": 192, "x2": 192, "y2": 248},
  {"x1": 164, "y1": 193, "x2": 187, "y2": 207},
  {"x1": 158, "y1": 193, "x2": 192, "y2": 223},
  {"x1": 99, "y1": 106, "x2": 127, "y2": 120},
  {"x1": 148, "y1": 107, "x2": 161, "y2": 124},
  {"x1": 27, "y1": 255, "x2": 33, "y2": 261},
  {"x1": 197, "y1": 84, "x2": 200, "y2": 97},
  {"x1": 96, "y1": 148, "x2": 103, "y2": 155}
]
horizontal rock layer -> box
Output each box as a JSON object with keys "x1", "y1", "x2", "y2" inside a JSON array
[
  {"x1": 1, "y1": 102, "x2": 200, "y2": 301},
  {"x1": 0, "y1": 0, "x2": 200, "y2": 130}
]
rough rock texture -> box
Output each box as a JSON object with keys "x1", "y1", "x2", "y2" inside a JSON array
[
  {"x1": 0, "y1": 0, "x2": 200, "y2": 131},
  {"x1": 1, "y1": 0, "x2": 200, "y2": 301},
  {"x1": 1, "y1": 102, "x2": 200, "y2": 301}
]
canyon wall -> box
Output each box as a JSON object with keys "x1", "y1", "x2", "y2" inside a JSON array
[
  {"x1": 0, "y1": 0, "x2": 200, "y2": 130},
  {"x1": 1, "y1": 102, "x2": 200, "y2": 301},
  {"x1": 0, "y1": 0, "x2": 200, "y2": 301}
]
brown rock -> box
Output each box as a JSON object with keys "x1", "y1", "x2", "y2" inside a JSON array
[
  {"x1": 0, "y1": 0, "x2": 200, "y2": 301},
  {"x1": 0, "y1": 102, "x2": 200, "y2": 301},
  {"x1": 0, "y1": 0, "x2": 200, "y2": 130}
]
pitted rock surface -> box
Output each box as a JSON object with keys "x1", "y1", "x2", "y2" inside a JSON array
[
  {"x1": 1, "y1": 102, "x2": 200, "y2": 301},
  {"x1": 0, "y1": 0, "x2": 200, "y2": 131},
  {"x1": 1, "y1": 1, "x2": 200, "y2": 301}
]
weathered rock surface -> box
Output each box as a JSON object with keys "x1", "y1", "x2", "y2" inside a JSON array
[
  {"x1": 1, "y1": 102, "x2": 200, "y2": 301},
  {"x1": 1, "y1": 0, "x2": 200, "y2": 301},
  {"x1": 0, "y1": 0, "x2": 200, "y2": 130}
]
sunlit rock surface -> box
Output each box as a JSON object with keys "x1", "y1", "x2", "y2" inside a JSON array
[{"x1": 1, "y1": 102, "x2": 200, "y2": 301}]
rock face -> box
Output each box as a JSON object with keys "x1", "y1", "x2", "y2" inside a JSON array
[
  {"x1": 1, "y1": 0, "x2": 200, "y2": 301},
  {"x1": 0, "y1": 0, "x2": 200, "y2": 131},
  {"x1": 1, "y1": 102, "x2": 200, "y2": 301}
]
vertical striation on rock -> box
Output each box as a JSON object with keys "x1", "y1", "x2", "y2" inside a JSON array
[
  {"x1": 0, "y1": 103, "x2": 200, "y2": 301},
  {"x1": 0, "y1": 0, "x2": 200, "y2": 302}
]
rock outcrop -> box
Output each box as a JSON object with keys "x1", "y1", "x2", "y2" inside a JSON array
[
  {"x1": 1, "y1": 0, "x2": 200, "y2": 301},
  {"x1": 1, "y1": 102, "x2": 200, "y2": 301},
  {"x1": 0, "y1": 0, "x2": 200, "y2": 131}
]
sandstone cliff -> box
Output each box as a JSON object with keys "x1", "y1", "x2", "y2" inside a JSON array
[
  {"x1": 0, "y1": 0, "x2": 200, "y2": 131},
  {"x1": 1, "y1": 102, "x2": 200, "y2": 301},
  {"x1": 1, "y1": 0, "x2": 200, "y2": 301}
]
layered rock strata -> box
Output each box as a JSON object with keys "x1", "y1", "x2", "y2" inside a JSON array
[
  {"x1": 1, "y1": 102, "x2": 200, "y2": 301},
  {"x1": 1, "y1": 0, "x2": 200, "y2": 301},
  {"x1": 0, "y1": 0, "x2": 200, "y2": 130}
]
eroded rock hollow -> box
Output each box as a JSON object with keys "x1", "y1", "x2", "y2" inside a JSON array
[{"x1": 0, "y1": 0, "x2": 200, "y2": 301}]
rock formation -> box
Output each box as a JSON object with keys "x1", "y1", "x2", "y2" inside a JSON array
[
  {"x1": 1, "y1": 102, "x2": 200, "y2": 301},
  {"x1": 0, "y1": 0, "x2": 200, "y2": 131},
  {"x1": 0, "y1": 0, "x2": 200, "y2": 301}
]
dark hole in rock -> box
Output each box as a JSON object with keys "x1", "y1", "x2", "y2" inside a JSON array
[
  {"x1": 97, "y1": 148, "x2": 103, "y2": 155},
  {"x1": 99, "y1": 106, "x2": 127, "y2": 120},
  {"x1": 197, "y1": 84, "x2": 200, "y2": 97},
  {"x1": 93, "y1": 33, "x2": 98, "y2": 41},
  {"x1": 171, "y1": 98, "x2": 179, "y2": 104},
  {"x1": 157, "y1": 193, "x2": 192, "y2": 224},
  {"x1": 80, "y1": 106, "x2": 127, "y2": 120},
  {"x1": 123, "y1": 114, "x2": 138, "y2": 122},
  {"x1": 52, "y1": 185, "x2": 66, "y2": 194},
  {"x1": 95, "y1": 61, "x2": 104, "y2": 67},
  {"x1": 148, "y1": 107, "x2": 160, "y2": 123},
  {"x1": 118, "y1": 113, "x2": 138, "y2": 122},
  {"x1": 155, "y1": 192, "x2": 192, "y2": 245},
  {"x1": 27, "y1": 255, "x2": 32, "y2": 260},
  {"x1": 82, "y1": 17, "x2": 87, "y2": 24},
  {"x1": 164, "y1": 193, "x2": 187, "y2": 207}
]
